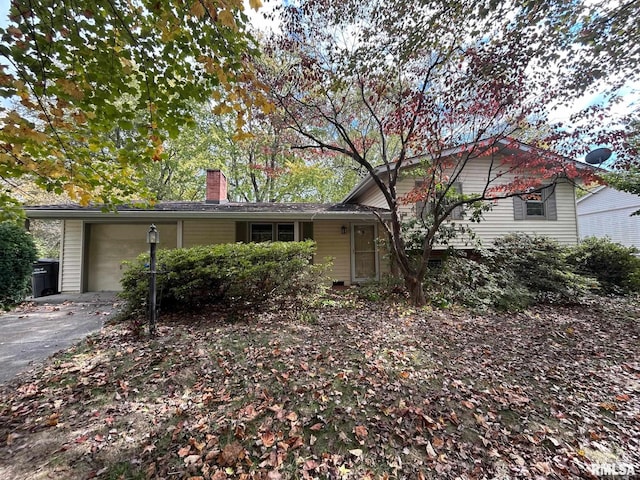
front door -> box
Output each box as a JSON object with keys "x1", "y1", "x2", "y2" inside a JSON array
[{"x1": 351, "y1": 224, "x2": 378, "y2": 283}]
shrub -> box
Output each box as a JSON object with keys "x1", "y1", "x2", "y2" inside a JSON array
[
  {"x1": 424, "y1": 234, "x2": 595, "y2": 311},
  {"x1": 567, "y1": 237, "x2": 640, "y2": 294},
  {"x1": 490, "y1": 233, "x2": 593, "y2": 304},
  {"x1": 424, "y1": 254, "x2": 533, "y2": 312},
  {"x1": 120, "y1": 241, "x2": 328, "y2": 316},
  {"x1": 0, "y1": 221, "x2": 38, "y2": 309}
]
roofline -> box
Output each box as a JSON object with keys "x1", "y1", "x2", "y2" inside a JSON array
[
  {"x1": 576, "y1": 185, "x2": 607, "y2": 204},
  {"x1": 24, "y1": 208, "x2": 389, "y2": 221},
  {"x1": 342, "y1": 137, "x2": 596, "y2": 203}
]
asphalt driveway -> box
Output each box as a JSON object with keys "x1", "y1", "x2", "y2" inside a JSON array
[{"x1": 0, "y1": 292, "x2": 122, "y2": 385}]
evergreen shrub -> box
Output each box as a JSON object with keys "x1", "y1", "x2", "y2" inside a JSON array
[
  {"x1": 0, "y1": 221, "x2": 38, "y2": 309},
  {"x1": 424, "y1": 233, "x2": 595, "y2": 311},
  {"x1": 566, "y1": 237, "x2": 640, "y2": 294},
  {"x1": 120, "y1": 241, "x2": 328, "y2": 315}
]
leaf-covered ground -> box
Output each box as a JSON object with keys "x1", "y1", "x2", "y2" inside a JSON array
[{"x1": 0, "y1": 294, "x2": 638, "y2": 479}]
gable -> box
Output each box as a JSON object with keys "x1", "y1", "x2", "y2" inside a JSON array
[{"x1": 577, "y1": 186, "x2": 640, "y2": 216}]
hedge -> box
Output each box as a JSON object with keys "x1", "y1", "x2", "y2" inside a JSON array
[
  {"x1": 0, "y1": 222, "x2": 38, "y2": 309},
  {"x1": 120, "y1": 241, "x2": 328, "y2": 315}
]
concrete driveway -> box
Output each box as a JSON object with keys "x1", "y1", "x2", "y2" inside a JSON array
[{"x1": 0, "y1": 292, "x2": 122, "y2": 385}]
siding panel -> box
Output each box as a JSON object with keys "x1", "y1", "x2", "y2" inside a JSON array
[
  {"x1": 182, "y1": 220, "x2": 236, "y2": 247},
  {"x1": 357, "y1": 158, "x2": 580, "y2": 247},
  {"x1": 314, "y1": 220, "x2": 351, "y2": 285},
  {"x1": 60, "y1": 220, "x2": 83, "y2": 292}
]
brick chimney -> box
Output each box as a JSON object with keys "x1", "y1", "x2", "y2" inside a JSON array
[{"x1": 206, "y1": 169, "x2": 228, "y2": 204}]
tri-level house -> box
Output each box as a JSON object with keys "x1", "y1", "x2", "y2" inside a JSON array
[{"x1": 25, "y1": 139, "x2": 586, "y2": 292}]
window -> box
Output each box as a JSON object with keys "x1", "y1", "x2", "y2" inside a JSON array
[
  {"x1": 250, "y1": 223, "x2": 296, "y2": 242},
  {"x1": 525, "y1": 192, "x2": 544, "y2": 217},
  {"x1": 513, "y1": 185, "x2": 557, "y2": 221},
  {"x1": 251, "y1": 223, "x2": 274, "y2": 242},
  {"x1": 415, "y1": 181, "x2": 464, "y2": 220},
  {"x1": 277, "y1": 223, "x2": 295, "y2": 242}
]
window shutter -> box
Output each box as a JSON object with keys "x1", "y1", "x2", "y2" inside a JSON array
[
  {"x1": 451, "y1": 182, "x2": 463, "y2": 220},
  {"x1": 513, "y1": 196, "x2": 525, "y2": 220},
  {"x1": 235, "y1": 221, "x2": 248, "y2": 242},
  {"x1": 543, "y1": 185, "x2": 557, "y2": 220}
]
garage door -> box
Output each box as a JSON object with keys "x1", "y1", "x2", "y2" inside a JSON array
[{"x1": 86, "y1": 223, "x2": 177, "y2": 291}]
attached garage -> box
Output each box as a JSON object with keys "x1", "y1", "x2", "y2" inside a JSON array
[
  {"x1": 24, "y1": 170, "x2": 388, "y2": 293},
  {"x1": 85, "y1": 223, "x2": 177, "y2": 291}
]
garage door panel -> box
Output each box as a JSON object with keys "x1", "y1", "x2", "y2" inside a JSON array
[{"x1": 87, "y1": 223, "x2": 177, "y2": 291}]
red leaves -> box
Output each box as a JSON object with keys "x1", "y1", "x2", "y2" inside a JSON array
[{"x1": 353, "y1": 425, "x2": 368, "y2": 439}]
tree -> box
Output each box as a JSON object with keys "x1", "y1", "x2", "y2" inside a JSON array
[
  {"x1": 0, "y1": 0, "x2": 267, "y2": 220},
  {"x1": 602, "y1": 119, "x2": 640, "y2": 211},
  {"x1": 0, "y1": 221, "x2": 37, "y2": 309},
  {"x1": 140, "y1": 103, "x2": 358, "y2": 203},
  {"x1": 266, "y1": 0, "x2": 628, "y2": 305}
]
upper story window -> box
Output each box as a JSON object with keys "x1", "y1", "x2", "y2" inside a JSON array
[
  {"x1": 415, "y1": 181, "x2": 464, "y2": 220},
  {"x1": 513, "y1": 185, "x2": 557, "y2": 221},
  {"x1": 525, "y1": 192, "x2": 545, "y2": 217}
]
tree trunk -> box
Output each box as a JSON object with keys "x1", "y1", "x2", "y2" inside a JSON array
[{"x1": 405, "y1": 275, "x2": 427, "y2": 307}]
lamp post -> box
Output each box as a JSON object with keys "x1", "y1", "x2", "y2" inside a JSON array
[{"x1": 147, "y1": 224, "x2": 159, "y2": 336}]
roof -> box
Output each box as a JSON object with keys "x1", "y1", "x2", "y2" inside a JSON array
[
  {"x1": 24, "y1": 201, "x2": 390, "y2": 220},
  {"x1": 342, "y1": 137, "x2": 596, "y2": 203},
  {"x1": 576, "y1": 185, "x2": 607, "y2": 204}
]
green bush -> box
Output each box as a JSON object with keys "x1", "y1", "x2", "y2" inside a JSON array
[
  {"x1": 0, "y1": 222, "x2": 38, "y2": 309},
  {"x1": 424, "y1": 234, "x2": 595, "y2": 311},
  {"x1": 567, "y1": 237, "x2": 640, "y2": 294},
  {"x1": 424, "y1": 254, "x2": 533, "y2": 312},
  {"x1": 120, "y1": 241, "x2": 328, "y2": 315},
  {"x1": 490, "y1": 233, "x2": 593, "y2": 304}
]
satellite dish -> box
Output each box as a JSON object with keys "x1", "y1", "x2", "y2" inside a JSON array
[{"x1": 585, "y1": 147, "x2": 612, "y2": 165}]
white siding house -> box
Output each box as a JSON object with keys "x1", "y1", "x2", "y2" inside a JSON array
[{"x1": 577, "y1": 186, "x2": 640, "y2": 250}]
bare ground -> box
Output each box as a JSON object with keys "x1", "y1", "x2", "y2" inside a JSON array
[{"x1": 0, "y1": 294, "x2": 638, "y2": 479}]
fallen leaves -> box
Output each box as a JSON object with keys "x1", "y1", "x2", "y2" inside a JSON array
[{"x1": 0, "y1": 295, "x2": 638, "y2": 479}]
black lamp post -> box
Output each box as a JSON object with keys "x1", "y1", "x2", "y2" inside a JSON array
[{"x1": 147, "y1": 224, "x2": 159, "y2": 336}]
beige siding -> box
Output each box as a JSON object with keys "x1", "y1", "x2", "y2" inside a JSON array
[
  {"x1": 357, "y1": 185, "x2": 388, "y2": 209},
  {"x1": 60, "y1": 220, "x2": 83, "y2": 292},
  {"x1": 182, "y1": 219, "x2": 235, "y2": 247},
  {"x1": 87, "y1": 223, "x2": 178, "y2": 291},
  {"x1": 314, "y1": 220, "x2": 352, "y2": 285},
  {"x1": 359, "y1": 158, "x2": 580, "y2": 247}
]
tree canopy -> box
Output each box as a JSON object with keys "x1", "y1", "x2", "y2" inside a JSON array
[
  {"x1": 0, "y1": 0, "x2": 267, "y2": 220},
  {"x1": 262, "y1": 0, "x2": 634, "y2": 305}
]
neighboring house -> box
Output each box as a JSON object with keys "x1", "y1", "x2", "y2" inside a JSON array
[
  {"x1": 576, "y1": 185, "x2": 640, "y2": 250},
  {"x1": 25, "y1": 140, "x2": 585, "y2": 292}
]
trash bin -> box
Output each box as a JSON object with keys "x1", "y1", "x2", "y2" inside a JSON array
[{"x1": 32, "y1": 259, "x2": 59, "y2": 298}]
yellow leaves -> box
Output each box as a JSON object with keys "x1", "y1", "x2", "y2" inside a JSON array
[
  {"x1": 218, "y1": 9, "x2": 236, "y2": 29},
  {"x1": 213, "y1": 103, "x2": 234, "y2": 116},
  {"x1": 190, "y1": 1, "x2": 206, "y2": 18},
  {"x1": 47, "y1": 413, "x2": 59, "y2": 427},
  {"x1": 56, "y1": 78, "x2": 84, "y2": 100},
  {"x1": 249, "y1": 0, "x2": 263, "y2": 10}
]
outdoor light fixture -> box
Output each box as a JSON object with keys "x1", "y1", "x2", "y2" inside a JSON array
[
  {"x1": 341, "y1": 225, "x2": 347, "y2": 235},
  {"x1": 147, "y1": 224, "x2": 159, "y2": 244}
]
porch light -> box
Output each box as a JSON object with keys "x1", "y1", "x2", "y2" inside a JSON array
[
  {"x1": 147, "y1": 224, "x2": 159, "y2": 244},
  {"x1": 341, "y1": 225, "x2": 347, "y2": 235}
]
